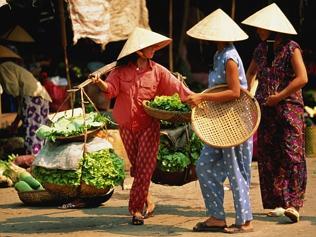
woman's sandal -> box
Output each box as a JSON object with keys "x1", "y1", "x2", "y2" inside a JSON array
[
  {"x1": 131, "y1": 216, "x2": 144, "y2": 225},
  {"x1": 223, "y1": 224, "x2": 254, "y2": 234},
  {"x1": 284, "y1": 207, "x2": 300, "y2": 223},
  {"x1": 193, "y1": 221, "x2": 227, "y2": 232},
  {"x1": 266, "y1": 207, "x2": 285, "y2": 217}
]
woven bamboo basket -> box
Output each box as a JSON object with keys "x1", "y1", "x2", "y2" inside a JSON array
[
  {"x1": 192, "y1": 85, "x2": 261, "y2": 148},
  {"x1": 79, "y1": 183, "x2": 111, "y2": 197},
  {"x1": 305, "y1": 125, "x2": 316, "y2": 158},
  {"x1": 151, "y1": 165, "x2": 197, "y2": 186},
  {"x1": 43, "y1": 182, "x2": 112, "y2": 199},
  {"x1": 43, "y1": 183, "x2": 79, "y2": 199},
  {"x1": 18, "y1": 190, "x2": 67, "y2": 206},
  {"x1": 55, "y1": 128, "x2": 101, "y2": 143},
  {"x1": 79, "y1": 189, "x2": 114, "y2": 207},
  {"x1": 143, "y1": 100, "x2": 191, "y2": 123}
]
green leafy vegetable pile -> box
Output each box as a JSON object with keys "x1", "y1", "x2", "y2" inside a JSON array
[
  {"x1": 148, "y1": 93, "x2": 191, "y2": 112},
  {"x1": 32, "y1": 148, "x2": 125, "y2": 189},
  {"x1": 36, "y1": 112, "x2": 109, "y2": 141},
  {"x1": 157, "y1": 132, "x2": 203, "y2": 172}
]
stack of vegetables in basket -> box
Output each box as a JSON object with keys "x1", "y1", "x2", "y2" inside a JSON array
[
  {"x1": 32, "y1": 112, "x2": 125, "y2": 201},
  {"x1": 143, "y1": 93, "x2": 191, "y2": 122}
]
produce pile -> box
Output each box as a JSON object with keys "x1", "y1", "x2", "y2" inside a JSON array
[
  {"x1": 157, "y1": 131, "x2": 203, "y2": 173},
  {"x1": 0, "y1": 158, "x2": 43, "y2": 192},
  {"x1": 36, "y1": 112, "x2": 109, "y2": 142},
  {"x1": 32, "y1": 148, "x2": 125, "y2": 189},
  {"x1": 148, "y1": 93, "x2": 191, "y2": 112}
]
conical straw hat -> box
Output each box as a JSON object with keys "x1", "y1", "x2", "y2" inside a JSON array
[
  {"x1": 117, "y1": 27, "x2": 171, "y2": 60},
  {"x1": 186, "y1": 9, "x2": 248, "y2": 42},
  {"x1": 0, "y1": 45, "x2": 21, "y2": 59},
  {"x1": 242, "y1": 3, "x2": 297, "y2": 35},
  {"x1": 1, "y1": 25, "x2": 35, "y2": 42}
]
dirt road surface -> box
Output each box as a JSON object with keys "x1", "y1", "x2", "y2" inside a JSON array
[{"x1": 0, "y1": 159, "x2": 315, "y2": 237}]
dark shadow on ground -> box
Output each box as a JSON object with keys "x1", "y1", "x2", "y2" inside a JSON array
[
  {"x1": 0, "y1": 211, "x2": 188, "y2": 236},
  {"x1": 1, "y1": 203, "x2": 315, "y2": 236}
]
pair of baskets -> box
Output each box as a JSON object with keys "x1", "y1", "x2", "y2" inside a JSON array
[
  {"x1": 43, "y1": 182, "x2": 112, "y2": 199},
  {"x1": 144, "y1": 85, "x2": 261, "y2": 148}
]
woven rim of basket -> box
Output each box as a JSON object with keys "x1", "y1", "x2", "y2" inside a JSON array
[
  {"x1": 142, "y1": 100, "x2": 191, "y2": 116},
  {"x1": 18, "y1": 190, "x2": 55, "y2": 202},
  {"x1": 55, "y1": 127, "x2": 102, "y2": 141},
  {"x1": 191, "y1": 85, "x2": 261, "y2": 148}
]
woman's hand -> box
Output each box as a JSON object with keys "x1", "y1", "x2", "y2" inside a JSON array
[
  {"x1": 184, "y1": 94, "x2": 204, "y2": 107},
  {"x1": 265, "y1": 93, "x2": 281, "y2": 106},
  {"x1": 89, "y1": 73, "x2": 108, "y2": 92},
  {"x1": 89, "y1": 73, "x2": 102, "y2": 84}
]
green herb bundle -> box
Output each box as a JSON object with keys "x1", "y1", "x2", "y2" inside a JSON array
[{"x1": 148, "y1": 93, "x2": 191, "y2": 112}]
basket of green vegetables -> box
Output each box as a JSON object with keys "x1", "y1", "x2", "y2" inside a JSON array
[
  {"x1": 143, "y1": 93, "x2": 191, "y2": 123},
  {"x1": 36, "y1": 112, "x2": 109, "y2": 143},
  {"x1": 32, "y1": 148, "x2": 125, "y2": 199},
  {"x1": 151, "y1": 125, "x2": 203, "y2": 186}
]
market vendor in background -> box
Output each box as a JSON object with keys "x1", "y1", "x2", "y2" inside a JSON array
[
  {"x1": 91, "y1": 27, "x2": 194, "y2": 225},
  {"x1": 0, "y1": 45, "x2": 52, "y2": 156}
]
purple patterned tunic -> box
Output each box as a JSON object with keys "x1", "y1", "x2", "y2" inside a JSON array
[
  {"x1": 21, "y1": 96, "x2": 49, "y2": 155},
  {"x1": 253, "y1": 40, "x2": 307, "y2": 209}
]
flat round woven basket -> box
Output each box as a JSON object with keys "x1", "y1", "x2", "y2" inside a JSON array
[
  {"x1": 142, "y1": 100, "x2": 191, "y2": 123},
  {"x1": 79, "y1": 183, "x2": 111, "y2": 198},
  {"x1": 192, "y1": 85, "x2": 261, "y2": 148},
  {"x1": 43, "y1": 183, "x2": 79, "y2": 199},
  {"x1": 18, "y1": 190, "x2": 67, "y2": 206},
  {"x1": 55, "y1": 128, "x2": 101, "y2": 143}
]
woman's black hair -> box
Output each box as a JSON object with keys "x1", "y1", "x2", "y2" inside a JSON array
[
  {"x1": 266, "y1": 32, "x2": 276, "y2": 67},
  {"x1": 116, "y1": 53, "x2": 138, "y2": 66},
  {"x1": 266, "y1": 32, "x2": 291, "y2": 67}
]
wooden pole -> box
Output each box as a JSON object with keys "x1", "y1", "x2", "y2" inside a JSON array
[
  {"x1": 178, "y1": 0, "x2": 190, "y2": 64},
  {"x1": 169, "y1": 0, "x2": 173, "y2": 72},
  {"x1": 58, "y1": 0, "x2": 73, "y2": 105},
  {"x1": 231, "y1": 0, "x2": 236, "y2": 20}
]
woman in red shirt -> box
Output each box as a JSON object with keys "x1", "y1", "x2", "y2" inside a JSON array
[{"x1": 92, "y1": 27, "x2": 193, "y2": 225}]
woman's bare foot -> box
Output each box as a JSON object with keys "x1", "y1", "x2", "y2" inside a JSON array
[
  {"x1": 224, "y1": 220, "x2": 254, "y2": 233},
  {"x1": 144, "y1": 192, "x2": 155, "y2": 218},
  {"x1": 193, "y1": 216, "x2": 226, "y2": 232},
  {"x1": 204, "y1": 216, "x2": 227, "y2": 227}
]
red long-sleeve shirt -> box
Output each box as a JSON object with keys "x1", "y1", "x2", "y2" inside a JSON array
[{"x1": 104, "y1": 60, "x2": 193, "y2": 130}]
